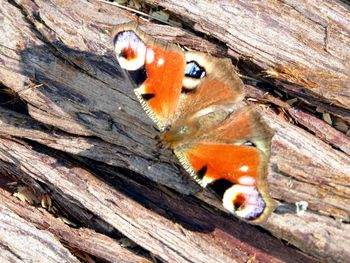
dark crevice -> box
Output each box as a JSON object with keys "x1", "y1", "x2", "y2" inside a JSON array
[
  {"x1": 0, "y1": 82, "x2": 29, "y2": 115},
  {"x1": 0, "y1": 243, "x2": 23, "y2": 260}
]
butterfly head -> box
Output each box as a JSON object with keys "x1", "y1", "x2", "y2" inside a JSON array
[{"x1": 161, "y1": 120, "x2": 198, "y2": 148}]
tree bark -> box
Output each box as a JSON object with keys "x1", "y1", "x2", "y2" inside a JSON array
[
  {"x1": 0, "y1": 0, "x2": 349, "y2": 262},
  {"x1": 144, "y1": 0, "x2": 350, "y2": 121}
]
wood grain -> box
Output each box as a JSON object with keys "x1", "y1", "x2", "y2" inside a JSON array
[
  {"x1": 0, "y1": 202, "x2": 81, "y2": 263},
  {"x1": 0, "y1": 182, "x2": 152, "y2": 263},
  {"x1": 0, "y1": 137, "x2": 315, "y2": 263},
  {"x1": 0, "y1": 0, "x2": 349, "y2": 262},
  {"x1": 143, "y1": 0, "x2": 350, "y2": 121}
]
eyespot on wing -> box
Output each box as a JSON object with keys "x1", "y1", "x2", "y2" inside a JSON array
[
  {"x1": 112, "y1": 23, "x2": 186, "y2": 130},
  {"x1": 113, "y1": 30, "x2": 148, "y2": 72},
  {"x1": 174, "y1": 143, "x2": 276, "y2": 223}
]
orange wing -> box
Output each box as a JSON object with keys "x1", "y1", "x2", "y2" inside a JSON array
[
  {"x1": 173, "y1": 107, "x2": 275, "y2": 224},
  {"x1": 174, "y1": 52, "x2": 244, "y2": 124},
  {"x1": 112, "y1": 23, "x2": 185, "y2": 130}
]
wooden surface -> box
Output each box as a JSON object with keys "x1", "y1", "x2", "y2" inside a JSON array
[
  {"x1": 144, "y1": 0, "x2": 350, "y2": 121},
  {"x1": 0, "y1": 0, "x2": 349, "y2": 262}
]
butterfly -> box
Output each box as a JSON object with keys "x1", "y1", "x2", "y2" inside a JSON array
[{"x1": 112, "y1": 22, "x2": 276, "y2": 224}]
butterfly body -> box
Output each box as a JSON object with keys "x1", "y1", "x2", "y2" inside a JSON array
[{"x1": 113, "y1": 22, "x2": 276, "y2": 224}]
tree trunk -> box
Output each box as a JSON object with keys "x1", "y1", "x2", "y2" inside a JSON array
[{"x1": 0, "y1": 0, "x2": 349, "y2": 262}]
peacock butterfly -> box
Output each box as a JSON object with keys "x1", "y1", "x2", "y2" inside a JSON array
[{"x1": 112, "y1": 22, "x2": 276, "y2": 224}]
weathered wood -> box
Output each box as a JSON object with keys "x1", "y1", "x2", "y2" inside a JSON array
[
  {"x1": 0, "y1": 182, "x2": 152, "y2": 263},
  {"x1": 0, "y1": 201, "x2": 80, "y2": 263},
  {"x1": 143, "y1": 0, "x2": 350, "y2": 122},
  {"x1": 0, "y1": 0, "x2": 349, "y2": 262},
  {"x1": 245, "y1": 85, "x2": 350, "y2": 155}
]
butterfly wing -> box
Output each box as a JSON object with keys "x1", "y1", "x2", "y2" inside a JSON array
[
  {"x1": 173, "y1": 107, "x2": 275, "y2": 223},
  {"x1": 112, "y1": 23, "x2": 186, "y2": 130},
  {"x1": 175, "y1": 52, "x2": 245, "y2": 122}
]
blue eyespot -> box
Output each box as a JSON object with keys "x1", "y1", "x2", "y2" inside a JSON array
[
  {"x1": 243, "y1": 141, "x2": 256, "y2": 147},
  {"x1": 185, "y1": 61, "x2": 206, "y2": 79}
]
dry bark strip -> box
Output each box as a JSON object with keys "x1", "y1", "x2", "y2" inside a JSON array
[
  {"x1": 143, "y1": 0, "x2": 350, "y2": 122},
  {"x1": 0, "y1": 181, "x2": 152, "y2": 263},
  {"x1": 0, "y1": 201, "x2": 81, "y2": 263},
  {"x1": 245, "y1": 84, "x2": 350, "y2": 156},
  {"x1": 0, "y1": 0, "x2": 349, "y2": 262}
]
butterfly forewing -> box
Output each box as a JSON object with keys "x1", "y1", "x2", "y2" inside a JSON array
[{"x1": 113, "y1": 23, "x2": 185, "y2": 130}]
